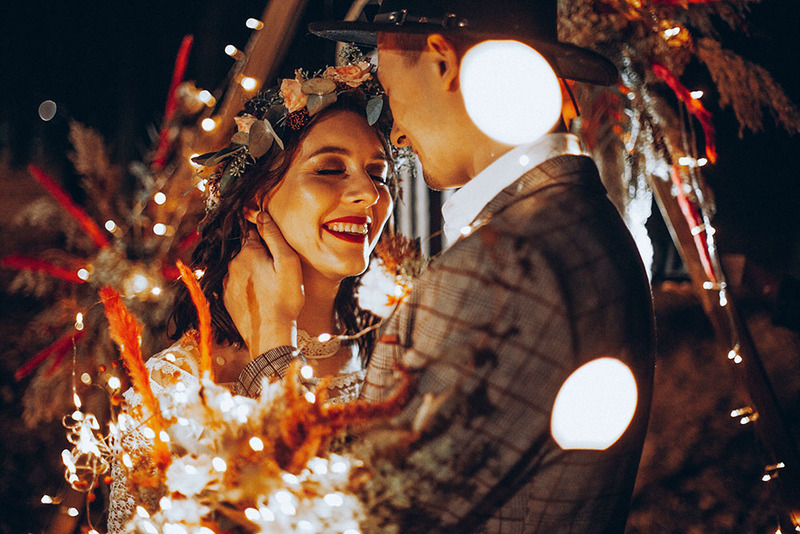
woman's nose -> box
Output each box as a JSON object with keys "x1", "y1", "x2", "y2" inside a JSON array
[
  {"x1": 346, "y1": 171, "x2": 380, "y2": 207},
  {"x1": 391, "y1": 123, "x2": 410, "y2": 148}
]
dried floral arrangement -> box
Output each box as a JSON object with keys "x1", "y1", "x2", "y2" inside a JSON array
[
  {"x1": 559, "y1": 0, "x2": 800, "y2": 277},
  {"x1": 58, "y1": 260, "x2": 440, "y2": 534}
]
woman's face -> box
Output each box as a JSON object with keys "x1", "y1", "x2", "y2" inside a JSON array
[{"x1": 263, "y1": 110, "x2": 393, "y2": 281}]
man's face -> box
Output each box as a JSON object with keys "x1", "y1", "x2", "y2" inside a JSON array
[{"x1": 377, "y1": 37, "x2": 459, "y2": 190}]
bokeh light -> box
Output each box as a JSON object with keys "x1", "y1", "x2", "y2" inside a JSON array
[
  {"x1": 551, "y1": 357, "x2": 638, "y2": 450},
  {"x1": 460, "y1": 40, "x2": 561, "y2": 145}
]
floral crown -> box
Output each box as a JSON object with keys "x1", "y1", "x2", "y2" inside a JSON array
[{"x1": 193, "y1": 57, "x2": 387, "y2": 211}]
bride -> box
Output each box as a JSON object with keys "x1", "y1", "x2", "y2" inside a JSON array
[
  {"x1": 150, "y1": 62, "x2": 394, "y2": 403},
  {"x1": 108, "y1": 60, "x2": 396, "y2": 532}
]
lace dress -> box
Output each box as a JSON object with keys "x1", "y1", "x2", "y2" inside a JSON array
[{"x1": 106, "y1": 333, "x2": 365, "y2": 533}]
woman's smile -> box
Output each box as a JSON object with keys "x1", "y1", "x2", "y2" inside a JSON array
[{"x1": 322, "y1": 215, "x2": 372, "y2": 244}]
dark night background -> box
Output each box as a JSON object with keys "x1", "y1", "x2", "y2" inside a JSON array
[{"x1": 1, "y1": 1, "x2": 799, "y2": 532}]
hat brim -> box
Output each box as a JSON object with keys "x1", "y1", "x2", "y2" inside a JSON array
[{"x1": 309, "y1": 20, "x2": 618, "y2": 86}]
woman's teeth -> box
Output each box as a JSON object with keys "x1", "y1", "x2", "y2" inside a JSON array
[{"x1": 325, "y1": 222, "x2": 369, "y2": 235}]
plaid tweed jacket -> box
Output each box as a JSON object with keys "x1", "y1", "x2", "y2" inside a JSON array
[{"x1": 361, "y1": 154, "x2": 655, "y2": 533}]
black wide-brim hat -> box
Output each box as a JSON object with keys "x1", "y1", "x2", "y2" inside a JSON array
[{"x1": 309, "y1": 0, "x2": 618, "y2": 86}]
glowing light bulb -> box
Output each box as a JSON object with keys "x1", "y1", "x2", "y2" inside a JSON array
[
  {"x1": 244, "y1": 507, "x2": 261, "y2": 520},
  {"x1": 240, "y1": 76, "x2": 258, "y2": 91},
  {"x1": 41, "y1": 495, "x2": 53, "y2": 504},
  {"x1": 201, "y1": 118, "x2": 218, "y2": 132},
  {"x1": 105, "y1": 219, "x2": 116, "y2": 231},
  {"x1": 304, "y1": 391, "x2": 316, "y2": 403},
  {"x1": 108, "y1": 376, "x2": 121, "y2": 390},
  {"x1": 249, "y1": 436, "x2": 264, "y2": 451},
  {"x1": 690, "y1": 90, "x2": 704, "y2": 99},
  {"x1": 224, "y1": 44, "x2": 239, "y2": 57},
  {"x1": 80, "y1": 372, "x2": 91, "y2": 384},
  {"x1": 159, "y1": 430, "x2": 170, "y2": 442},
  {"x1": 318, "y1": 333, "x2": 332, "y2": 342},
  {"x1": 678, "y1": 156, "x2": 695, "y2": 166},
  {"x1": 246, "y1": 17, "x2": 264, "y2": 30},
  {"x1": 460, "y1": 40, "x2": 561, "y2": 145},
  {"x1": 154, "y1": 192, "x2": 166, "y2": 205},
  {"x1": 697, "y1": 157, "x2": 708, "y2": 166},
  {"x1": 550, "y1": 357, "x2": 638, "y2": 450},
  {"x1": 153, "y1": 223, "x2": 167, "y2": 236},
  {"x1": 198, "y1": 90, "x2": 214, "y2": 104},
  {"x1": 67, "y1": 507, "x2": 79, "y2": 517},
  {"x1": 300, "y1": 365, "x2": 314, "y2": 379},
  {"x1": 151, "y1": 286, "x2": 162, "y2": 296},
  {"x1": 194, "y1": 269, "x2": 205, "y2": 279},
  {"x1": 136, "y1": 505, "x2": 150, "y2": 518},
  {"x1": 77, "y1": 268, "x2": 90, "y2": 280},
  {"x1": 324, "y1": 493, "x2": 344, "y2": 507},
  {"x1": 212, "y1": 457, "x2": 227, "y2": 472}
]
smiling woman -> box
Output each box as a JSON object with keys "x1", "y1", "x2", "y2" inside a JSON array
[{"x1": 107, "y1": 61, "x2": 397, "y2": 533}]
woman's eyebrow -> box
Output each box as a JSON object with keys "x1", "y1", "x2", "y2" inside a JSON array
[{"x1": 308, "y1": 145, "x2": 351, "y2": 158}]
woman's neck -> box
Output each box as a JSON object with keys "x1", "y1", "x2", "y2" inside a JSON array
[{"x1": 297, "y1": 266, "x2": 341, "y2": 336}]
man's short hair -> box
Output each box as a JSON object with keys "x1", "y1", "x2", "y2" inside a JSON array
[{"x1": 378, "y1": 31, "x2": 481, "y2": 64}]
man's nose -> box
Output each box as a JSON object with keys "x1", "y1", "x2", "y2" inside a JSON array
[{"x1": 391, "y1": 123, "x2": 411, "y2": 148}]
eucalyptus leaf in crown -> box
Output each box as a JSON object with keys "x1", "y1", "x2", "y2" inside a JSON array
[{"x1": 192, "y1": 58, "x2": 386, "y2": 211}]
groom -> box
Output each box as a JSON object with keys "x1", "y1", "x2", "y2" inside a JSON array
[{"x1": 306, "y1": 1, "x2": 656, "y2": 532}]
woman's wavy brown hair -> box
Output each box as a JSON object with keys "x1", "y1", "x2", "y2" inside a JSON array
[{"x1": 169, "y1": 93, "x2": 396, "y2": 364}]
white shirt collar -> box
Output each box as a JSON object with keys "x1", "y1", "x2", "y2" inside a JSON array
[{"x1": 441, "y1": 133, "x2": 585, "y2": 247}]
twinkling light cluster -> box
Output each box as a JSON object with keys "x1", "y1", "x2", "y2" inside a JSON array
[{"x1": 117, "y1": 375, "x2": 368, "y2": 533}]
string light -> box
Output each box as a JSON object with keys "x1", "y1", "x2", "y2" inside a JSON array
[
  {"x1": 77, "y1": 268, "x2": 90, "y2": 281},
  {"x1": 67, "y1": 507, "x2": 79, "y2": 517},
  {"x1": 249, "y1": 437, "x2": 264, "y2": 451},
  {"x1": 240, "y1": 76, "x2": 258, "y2": 91},
  {"x1": 153, "y1": 223, "x2": 167, "y2": 236},
  {"x1": 246, "y1": 17, "x2": 264, "y2": 30},
  {"x1": 151, "y1": 286, "x2": 162, "y2": 296},
  {"x1": 105, "y1": 219, "x2": 117, "y2": 232},
  {"x1": 663, "y1": 26, "x2": 681, "y2": 38},
  {"x1": 74, "y1": 312, "x2": 84, "y2": 331},
  {"x1": 197, "y1": 90, "x2": 215, "y2": 105},
  {"x1": 201, "y1": 118, "x2": 218, "y2": 132},
  {"x1": 107, "y1": 376, "x2": 121, "y2": 390},
  {"x1": 224, "y1": 45, "x2": 243, "y2": 60},
  {"x1": 153, "y1": 192, "x2": 166, "y2": 205},
  {"x1": 690, "y1": 90, "x2": 704, "y2": 99},
  {"x1": 41, "y1": 495, "x2": 53, "y2": 504}
]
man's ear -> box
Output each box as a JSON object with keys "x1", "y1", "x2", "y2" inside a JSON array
[{"x1": 426, "y1": 34, "x2": 460, "y2": 91}]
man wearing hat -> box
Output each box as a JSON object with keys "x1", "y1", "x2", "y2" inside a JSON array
[{"x1": 312, "y1": 1, "x2": 655, "y2": 531}]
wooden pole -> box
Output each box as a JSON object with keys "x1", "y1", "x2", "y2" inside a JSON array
[{"x1": 651, "y1": 173, "x2": 800, "y2": 529}]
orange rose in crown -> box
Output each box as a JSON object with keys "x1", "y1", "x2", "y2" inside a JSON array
[
  {"x1": 322, "y1": 61, "x2": 372, "y2": 87},
  {"x1": 279, "y1": 70, "x2": 308, "y2": 113}
]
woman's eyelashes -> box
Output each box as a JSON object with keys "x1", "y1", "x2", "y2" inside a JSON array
[{"x1": 313, "y1": 162, "x2": 388, "y2": 185}]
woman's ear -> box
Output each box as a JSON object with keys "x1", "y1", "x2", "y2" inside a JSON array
[{"x1": 244, "y1": 207, "x2": 260, "y2": 225}]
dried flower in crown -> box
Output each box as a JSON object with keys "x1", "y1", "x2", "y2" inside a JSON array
[{"x1": 191, "y1": 53, "x2": 387, "y2": 212}]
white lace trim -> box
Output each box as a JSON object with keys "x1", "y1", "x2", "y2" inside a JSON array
[{"x1": 297, "y1": 329, "x2": 342, "y2": 359}]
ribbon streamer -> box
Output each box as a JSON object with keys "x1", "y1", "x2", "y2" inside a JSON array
[
  {"x1": 152, "y1": 35, "x2": 194, "y2": 170},
  {"x1": 28, "y1": 164, "x2": 110, "y2": 249},
  {"x1": 652, "y1": 63, "x2": 717, "y2": 163},
  {"x1": 1, "y1": 254, "x2": 85, "y2": 283}
]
